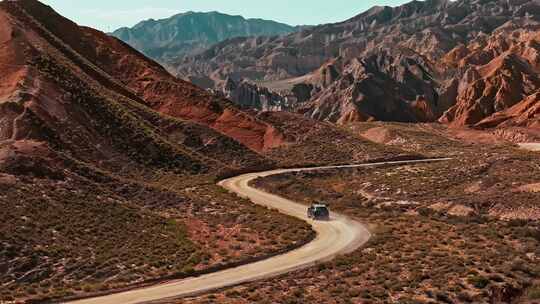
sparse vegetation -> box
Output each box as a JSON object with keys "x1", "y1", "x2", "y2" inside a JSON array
[
  {"x1": 0, "y1": 30, "x2": 310, "y2": 304},
  {"x1": 528, "y1": 285, "x2": 540, "y2": 300},
  {"x1": 0, "y1": 157, "x2": 313, "y2": 303},
  {"x1": 183, "y1": 123, "x2": 540, "y2": 304},
  {"x1": 260, "y1": 112, "x2": 411, "y2": 167}
]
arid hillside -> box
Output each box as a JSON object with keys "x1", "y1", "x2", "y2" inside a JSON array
[{"x1": 5, "y1": 0, "x2": 292, "y2": 153}]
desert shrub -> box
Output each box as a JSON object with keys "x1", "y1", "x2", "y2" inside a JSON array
[
  {"x1": 528, "y1": 286, "x2": 540, "y2": 300},
  {"x1": 457, "y1": 292, "x2": 472, "y2": 302},
  {"x1": 436, "y1": 291, "x2": 452, "y2": 303},
  {"x1": 468, "y1": 275, "x2": 489, "y2": 289}
]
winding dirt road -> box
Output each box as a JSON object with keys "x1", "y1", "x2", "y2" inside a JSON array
[{"x1": 69, "y1": 158, "x2": 450, "y2": 304}]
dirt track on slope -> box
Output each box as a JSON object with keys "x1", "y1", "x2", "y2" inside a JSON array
[{"x1": 519, "y1": 143, "x2": 540, "y2": 151}]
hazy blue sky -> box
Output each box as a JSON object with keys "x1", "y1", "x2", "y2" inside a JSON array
[{"x1": 40, "y1": 0, "x2": 413, "y2": 32}]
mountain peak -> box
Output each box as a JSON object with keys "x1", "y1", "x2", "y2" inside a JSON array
[
  {"x1": 111, "y1": 10, "x2": 299, "y2": 61},
  {"x1": 345, "y1": 0, "x2": 450, "y2": 24}
]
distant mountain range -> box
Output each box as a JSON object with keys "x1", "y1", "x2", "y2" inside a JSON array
[
  {"x1": 173, "y1": 0, "x2": 540, "y2": 131},
  {"x1": 111, "y1": 11, "x2": 303, "y2": 63}
]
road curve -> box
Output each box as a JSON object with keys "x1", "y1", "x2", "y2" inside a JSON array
[{"x1": 69, "y1": 158, "x2": 451, "y2": 304}]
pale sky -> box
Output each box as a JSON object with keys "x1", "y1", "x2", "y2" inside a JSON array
[{"x1": 40, "y1": 0, "x2": 414, "y2": 32}]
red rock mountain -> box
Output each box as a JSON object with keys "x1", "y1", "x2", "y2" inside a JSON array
[
  {"x1": 441, "y1": 21, "x2": 540, "y2": 128},
  {"x1": 0, "y1": 0, "x2": 283, "y2": 180},
  {"x1": 171, "y1": 0, "x2": 540, "y2": 131},
  {"x1": 2, "y1": 0, "x2": 285, "y2": 153},
  {"x1": 299, "y1": 52, "x2": 441, "y2": 124}
]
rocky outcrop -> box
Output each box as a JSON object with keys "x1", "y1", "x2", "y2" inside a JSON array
[
  {"x1": 300, "y1": 52, "x2": 441, "y2": 123},
  {"x1": 477, "y1": 91, "x2": 540, "y2": 129},
  {"x1": 219, "y1": 77, "x2": 319, "y2": 111},
  {"x1": 440, "y1": 21, "x2": 540, "y2": 128},
  {"x1": 441, "y1": 54, "x2": 540, "y2": 125},
  {"x1": 111, "y1": 11, "x2": 299, "y2": 64},
  {"x1": 221, "y1": 78, "x2": 293, "y2": 111}
]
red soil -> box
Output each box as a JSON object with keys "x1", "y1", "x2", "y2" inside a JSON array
[{"x1": 4, "y1": 0, "x2": 284, "y2": 152}]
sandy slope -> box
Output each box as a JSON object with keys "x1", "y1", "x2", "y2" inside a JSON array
[
  {"x1": 519, "y1": 143, "x2": 540, "y2": 151},
  {"x1": 69, "y1": 159, "x2": 450, "y2": 304}
]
